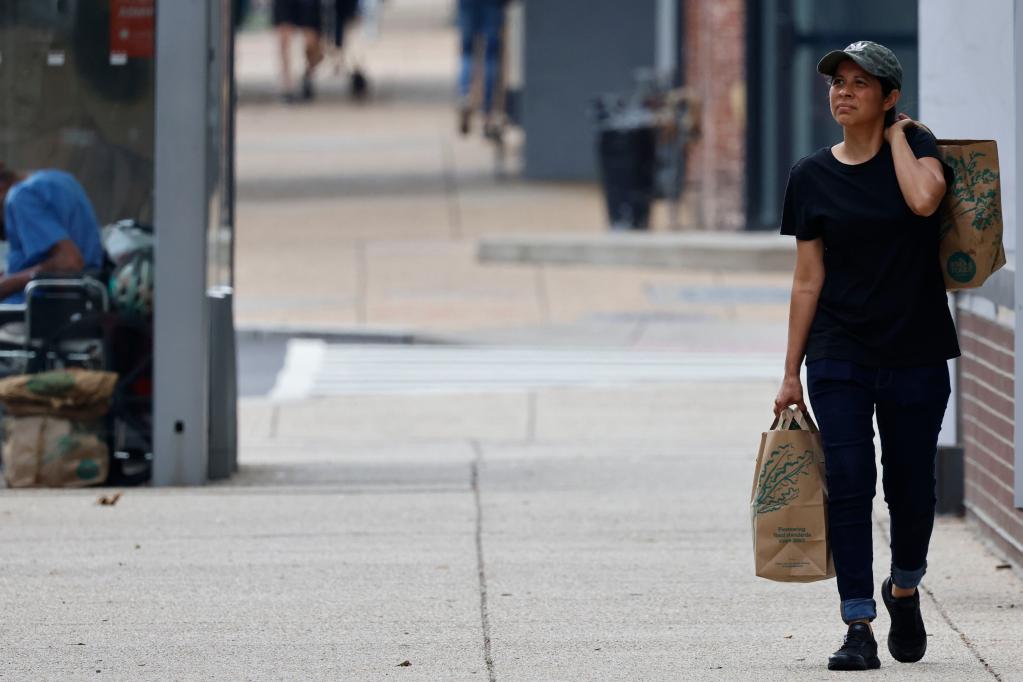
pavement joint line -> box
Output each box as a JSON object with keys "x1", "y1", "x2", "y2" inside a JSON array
[
  {"x1": 356, "y1": 239, "x2": 369, "y2": 325},
  {"x1": 471, "y1": 440, "x2": 497, "y2": 682},
  {"x1": 873, "y1": 515, "x2": 1002, "y2": 680},
  {"x1": 268, "y1": 405, "x2": 280, "y2": 439},
  {"x1": 626, "y1": 317, "x2": 648, "y2": 347},
  {"x1": 441, "y1": 138, "x2": 463, "y2": 240},
  {"x1": 526, "y1": 392, "x2": 537, "y2": 443},
  {"x1": 534, "y1": 265, "x2": 551, "y2": 324}
]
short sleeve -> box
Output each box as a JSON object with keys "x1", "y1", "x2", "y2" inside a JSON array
[
  {"x1": 6, "y1": 185, "x2": 69, "y2": 267},
  {"x1": 779, "y1": 165, "x2": 820, "y2": 240},
  {"x1": 906, "y1": 125, "x2": 941, "y2": 161}
]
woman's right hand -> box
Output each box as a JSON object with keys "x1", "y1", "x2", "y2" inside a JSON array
[{"x1": 774, "y1": 375, "x2": 807, "y2": 417}]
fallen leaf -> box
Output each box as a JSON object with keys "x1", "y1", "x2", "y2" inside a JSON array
[
  {"x1": 784, "y1": 634, "x2": 793, "y2": 639},
  {"x1": 97, "y1": 493, "x2": 122, "y2": 507},
  {"x1": 996, "y1": 563, "x2": 1012, "y2": 570},
  {"x1": 397, "y1": 660, "x2": 412, "y2": 667}
]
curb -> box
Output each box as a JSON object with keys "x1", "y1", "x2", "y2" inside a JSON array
[
  {"x1": 234, "y1": 324, "x2": 450, "y2": 346},
  {"x1": 477, "y1": 231, "x2": 796, "y2": 272}
]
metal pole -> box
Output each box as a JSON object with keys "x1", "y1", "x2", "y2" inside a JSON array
[{"x1": 153, "y1": 0, "x2": 212, "y2": 485}]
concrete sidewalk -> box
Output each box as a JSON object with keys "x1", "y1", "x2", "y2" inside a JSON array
[{"x1": 2, "y1": 373, "x2": 1021, "y2": 679}]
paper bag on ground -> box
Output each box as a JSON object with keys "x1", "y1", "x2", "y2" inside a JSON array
[
  {"x1": 936, "y1": 139, "x2": 1005, "y2": 290},
  {"x1": 751, "y1": 407, "x2": 835, "y2": 582},
  {"x1": 2, "y1": 416, "x2": 108, "y2": 488},
  {"x1": 2, "y1": 416, "x2": 43, "y2": 488},
  {"x1": 0, "y1": 369, "x2": 117, "y2": 420}
]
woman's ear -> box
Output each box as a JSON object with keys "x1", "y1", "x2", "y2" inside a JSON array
[{"x1": 884, "y1": 88, "x2": 901, "y2": 112}]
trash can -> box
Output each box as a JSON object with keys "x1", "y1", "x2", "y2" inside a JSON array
[{"x1": 596, "y1": 120, "x2": 658, "y2": 230}]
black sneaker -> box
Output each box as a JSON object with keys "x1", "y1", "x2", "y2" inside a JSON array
[
  {"x1": 828, "y1": 622, "x2": 881, "y2": 671},
  {"x1": 882, "y1": 577, "x2": 927, "y2": 662}
]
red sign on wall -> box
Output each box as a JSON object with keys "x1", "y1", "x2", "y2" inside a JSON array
[{"x1": 110, "y1": 0, "x2": 155, "y2": 59}]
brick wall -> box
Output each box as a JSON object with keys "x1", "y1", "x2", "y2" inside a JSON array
[
  {"x1": 958, "y1": 308, "x2": 1022, "y2": 564},
  {"x1": 682, "y1": 0, "x2": 745, "y2": 231}
]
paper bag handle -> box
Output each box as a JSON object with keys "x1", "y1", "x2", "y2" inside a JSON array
[{"x1": 770, "y1": 406, "x2": 819, "y2": 433}]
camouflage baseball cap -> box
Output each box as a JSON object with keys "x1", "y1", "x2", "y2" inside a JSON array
[{"x1": 817, "y1": 40, "x2": 903, "y2": 90}]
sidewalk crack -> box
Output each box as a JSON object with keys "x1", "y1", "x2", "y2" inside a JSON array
[
  {"x1": 355, "y1": 240, "x2": 368, "y2": 324},
  {"x1": 873, "y1": 516, "x2": 1001, "y2": 680},
  {"x1": 534, "y1": 266, "x2": 551, "y2": 324},
  {"x1": 441, "y1": 139, "x2": 463, "y2": 239},
  {"x1": 268, "y1": 405, "x2": 280, "y2": 439},
  {"x1": 526, "y1": 392, "x2": 537, "y2": 443},
  {"x1": 471, "y1": 440, "x2": 497, "y2": 681}
]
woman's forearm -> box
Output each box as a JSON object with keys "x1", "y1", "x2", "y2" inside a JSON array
[
  {"x1": 890, "y1": 130, "x2": 945, "y2": 216},
  {"x1": 784, "y1": 288, "x2": 820, "y2": 377}
]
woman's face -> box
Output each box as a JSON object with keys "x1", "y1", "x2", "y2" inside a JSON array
[{"x1": 828, "y1": 60, "x2": 896, "y2": 127}]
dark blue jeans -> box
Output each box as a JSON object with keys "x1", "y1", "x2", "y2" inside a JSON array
[
  {"x1": 458, "y1": 0, "x2": 504, "y2": 113},
  {"x1": 806, "y1": 359, "x2": 950, "y2": 623}
]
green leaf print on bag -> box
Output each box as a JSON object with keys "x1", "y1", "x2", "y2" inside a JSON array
[
  {"x1": 25, "y1": 372, "x2": 76, "y2": 397},
  {"x1": 941, "y1": 151, "x2": 1001, "y2": 236},
  {"x1": 754, "y1": 443, "x2": 814, "y2": 515}
]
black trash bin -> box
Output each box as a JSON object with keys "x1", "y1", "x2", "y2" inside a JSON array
[
  {"x1": 597, "y1": 124, "x2": 658, "y2": 230},
  {"x1": 593, "y1": 92, "x2": 660, "y2": 230}
]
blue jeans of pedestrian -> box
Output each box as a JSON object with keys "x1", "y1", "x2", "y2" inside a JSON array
[
  {"x1": 806, "y1": 359, "x2": 950, "y2": 624},
  {"x1": 457, "y1": 0, "x2": 504, "y2": 114}
]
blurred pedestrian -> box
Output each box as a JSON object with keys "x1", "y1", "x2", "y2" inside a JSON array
[
  {"x1": 456, "y1": 0, "x2": 506, "y2": 139},
  {"x1": 774, "y1": 41, "x2": 958, "y2": 672},
  {"x1": 327, "y1": 0, "x2": 372, "y2": 99},
  {"x1": 273, "y1": 0, "x2": 324, "y2": 102}
]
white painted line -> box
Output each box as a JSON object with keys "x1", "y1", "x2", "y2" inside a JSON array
[
  {"x1": 287, "y1": 345, "x2": 783, "y2": 396},
  {"x1": 269, "y1": 339, "x2": 328, "y2": 401}
]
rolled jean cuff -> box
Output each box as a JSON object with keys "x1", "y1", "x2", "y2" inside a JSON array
[
  {"x1": 892, "y1": 561, "x2": 927, "y2": 590},
  {"x1": 841, "y1": 598, "x2": 877, "y2": 623}
]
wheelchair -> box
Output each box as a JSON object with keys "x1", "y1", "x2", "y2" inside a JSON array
[{"x1": 0, "y1": 271, "x2": 154, "y2": 485}]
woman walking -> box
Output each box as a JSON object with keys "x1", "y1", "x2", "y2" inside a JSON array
[
  {"x1": 774, "y1": 40, "x2": 959, "y2": 671},
  {"x1": 273, "y1": 0, "x2": 324, "y2": 102}
]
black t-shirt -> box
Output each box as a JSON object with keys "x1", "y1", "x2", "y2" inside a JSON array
[{"x1": 780, "y1": 126, "x2": 960, "y2": 368}]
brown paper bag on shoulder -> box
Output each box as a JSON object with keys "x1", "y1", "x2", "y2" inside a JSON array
[
  {"x1": 935, "y1": 139, "x2": 1005, "y2": 289},
  {"x1": 751, "y1": 407, "x2": 835, "y2": 582}
]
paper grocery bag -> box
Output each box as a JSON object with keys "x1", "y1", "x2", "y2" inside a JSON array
[
  {"x1": 751, "y1": 407, "x2": 835, "y2": 582},
  {"x1": 0, "y1": 369, "x2": 117, "y2": 421},
  {"x1": 935, "y1": 139, "x2": 1005, "y2": 289},
  {"x1": 2, "y1": 416, "x2": 108, "y2": 488},
  {"x1": 2, "y1": 416, "x2": 44, "y2": 488},
  {"x1": 36, "y1": 418, "x2": 108, "y2": 488}
]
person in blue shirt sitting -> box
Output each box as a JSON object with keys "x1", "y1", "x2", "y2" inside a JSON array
[{"x1": 0, "y1": 164, "x2": 105, "y2": 305}]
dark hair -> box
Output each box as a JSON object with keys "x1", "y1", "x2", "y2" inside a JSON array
[{"x1": 879, "y1": 77, "x2": 898, "y2": 127}]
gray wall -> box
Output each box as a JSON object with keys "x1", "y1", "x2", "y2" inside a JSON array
[
  {"x1": 919, "y1": 0, "x2": 1015, "y2": 253},
  {"x1": 523, "y1": 1, "x2": 658, "y2": 180}
]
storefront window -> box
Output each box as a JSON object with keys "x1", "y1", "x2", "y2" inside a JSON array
[{"x1": 0, "y1": 0, "x2": 155, "y2": 225}]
